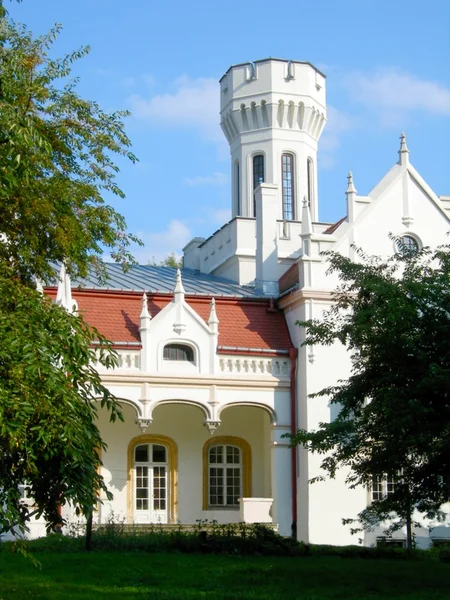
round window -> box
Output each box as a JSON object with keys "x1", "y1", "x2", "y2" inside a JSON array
[{"x1": 397, "y1": 235, "x2": 419, "y2": 254}]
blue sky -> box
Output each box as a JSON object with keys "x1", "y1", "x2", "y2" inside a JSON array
[{"x1": 9, "y1": 0, "x2": 450, "y2": 263}]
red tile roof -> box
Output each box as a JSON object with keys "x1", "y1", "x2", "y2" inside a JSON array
[
  {"x1": 47, "y1": 290, "x2": 293, "y2": 354},
  {"x1": 279, "y1": 262, "x2": 299, "y2": 294},
  {"x1": 323, "y1": 216, "x2": 346, "y2": 234}
]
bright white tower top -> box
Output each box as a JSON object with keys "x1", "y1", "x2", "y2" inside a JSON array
[{"x1": 219, "y1": 58, "x2": 327, "y2": 222}]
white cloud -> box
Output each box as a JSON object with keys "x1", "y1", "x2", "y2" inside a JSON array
[
  {"x1": 185, "y1": 172, "x2": 228, "y2": 187},
  {"x1": 319, "y1": 106, "x2": 353, "y2": 169},
  {"x1": 348, "y1": 68, "x2": 450, "y2": 117},
  {"x1": 122, "y1": 74, "x2": 157, "y2": 89},
  {"x1": 208, "y1": 208, "x2": 231, "y2": 224},
  {"x1": 133, "y1": 219, "x2": 192, "y2": 265},
  {"x1": 129, "y1": 76, "x2": 222, "y2": 143}
]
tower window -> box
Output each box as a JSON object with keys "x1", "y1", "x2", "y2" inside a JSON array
[
  {"x1": 253, "y1": 154, "x2": 265, "y2": 217},
  {"x1": 235, "y1": 161, "x2": 240, "y2": 216},
  {"x1": 163, "y1": 344, "x2": 194, "y2": 363},
  {"x1": 282, "y1": 153, "x2": 295, "y2": 220},
  {"x1": 307, "y1": 158, "x2": 314, "y2": 207}
]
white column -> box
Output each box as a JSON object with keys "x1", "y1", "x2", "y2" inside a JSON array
[
  {"x1": 255, "y1": 183, "x2": 279, "y2": 296},
  {"x1": 270, "y1": 425, "x2": 293, "y2": 536}
]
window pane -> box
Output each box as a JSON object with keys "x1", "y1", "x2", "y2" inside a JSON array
[
  {"x1": 253, "y1": 154, "x2": 265, "y2": 217},
  {"x1": 397, "y1": 235, "x2": 419, "y2": 254},
  {"x1": 153, "y1": 466, "x2": 167, "y2": 511},
  {"x1": 282, "y1": 154, "x2": 295, "y2": 220},
  {"x1": 136, "y1": 466, "x2": 149, "y2": 510},
  {"x1": 209, "y1": 445, "x2": 243, "y2": 507},
  {"x1": 209, "y1": 446, "x2": 223, "y2": 464},
  {"x1": 307, "y1": 158, "x2": 313, "y2": 206},
  {"x1": 135, "y1": 444, "x2": 148, "y2": 462},
  {"x1": 226, "y1": 446, "x2": 241, "y2": 464},
  {"x1": 163, "y1": 344, "x2": 194, "y2": 362},
  {"x1": 153, "y1": 445, "x2": 166, "y2": 463}
]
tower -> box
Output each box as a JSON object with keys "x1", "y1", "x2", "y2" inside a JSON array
[{"x1": 220, "y1": 58, "x2": 326, "y2": 222}]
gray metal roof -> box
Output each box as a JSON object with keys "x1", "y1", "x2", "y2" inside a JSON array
[{"x1": 74, "y1": 263, "x2": 261, "y2": 298}]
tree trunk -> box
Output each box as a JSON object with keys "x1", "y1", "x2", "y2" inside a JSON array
[
  {"x1": 85, "y1": 509, "x2": 93, "y2": 551},
  {"x1": 405, "y1": 510, "x2": 413, "y2": 553}
]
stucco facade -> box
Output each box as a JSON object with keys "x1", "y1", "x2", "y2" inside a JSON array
[{"x1": 30, "y1": 58, "x2": 450, "y2": 547}]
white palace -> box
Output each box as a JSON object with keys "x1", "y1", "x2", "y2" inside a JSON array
[{"x1": 41, "y1": 58, "x2": 450, "y2": 547}]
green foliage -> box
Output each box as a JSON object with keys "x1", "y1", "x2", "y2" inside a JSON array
[
  {"x1": 289, "y1": 243, "x2": 450, "y2": 549},
  {"x1": 148, "y1": 253, "x2": 182, "y2": 269},
  {"x1": 88, "y1": 521, "x2": 302, "y2": 556},
  {"x1": 0, "y1": 10, "x2": 136, "y2": 536},
  {"x1": 3, "y1": 538, "x2": 450, "y2": 600},
  {"x1": 0, "y1": 16, "x2": 141, "y2": 285},
  {"x1": 0, "y1": 265, "x2": 123, "y2": 536}
]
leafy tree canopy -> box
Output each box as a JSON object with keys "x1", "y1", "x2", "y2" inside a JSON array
[
  {"x1": 0, "y1": 7, "x2": 139, "y2": 536},
  {"x1": 148, "y1": 253, "x2": 182, "y2": 269},
  {"x1": 290, "y1": 243, "x2": 450, "y2": 550}
]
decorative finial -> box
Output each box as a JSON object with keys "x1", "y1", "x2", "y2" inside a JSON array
[
  {"x1": 55, "y1": 263, "x2": 75, "y2": 313},
  {"x1": 398, "y1": 132, "x2": 410, "y2": 165},
  {"x1": 173, "y1": 268, "x2": 187, "y2": 334},
  {"x1": 140, "y1": 292, "x2": 151, "y2": 321},
  {"x1": 208, "y1": 297, "x2": 219, "y2": 333},
  {"x1": 346, "y1": 171, "x2": 357, "y2": 195},
  {"x1": 174, "y1": 268, "x2": 185, "y2": 299},
  {"x1": 301, "y1": 195, "x2": 313, "y2": 240}
]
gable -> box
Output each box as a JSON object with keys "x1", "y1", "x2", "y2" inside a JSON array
[{"x1": 46, "y1": 289, "x2": 293, "y2": 354}]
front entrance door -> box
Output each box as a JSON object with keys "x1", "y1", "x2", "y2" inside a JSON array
[{"x1": 134, "y1": 443, "x2": 168, "y2": 523}]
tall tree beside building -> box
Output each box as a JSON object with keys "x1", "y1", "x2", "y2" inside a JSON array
[
  {"x1": 0, "y1": 8, "x2": 140, "y2": 535},
  {"x1": 290, "y1": 244, "x2": 450, "y2": 551}
]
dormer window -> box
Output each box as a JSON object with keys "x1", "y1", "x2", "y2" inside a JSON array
[{"x1": 163, "y1": 344, "x2": 194, "y2": 363}]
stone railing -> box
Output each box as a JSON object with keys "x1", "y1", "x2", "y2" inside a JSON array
[
  {"x1": 94, "y1": 349, "x2": 141, "y2": 371},
  {"x1": 218, "y1": 355, "x2": 290, "y2": 377}
]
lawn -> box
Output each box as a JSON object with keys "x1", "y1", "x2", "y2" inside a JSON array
[{"x1": 1, "y1": 547, "x2": 449, "y2": 600}]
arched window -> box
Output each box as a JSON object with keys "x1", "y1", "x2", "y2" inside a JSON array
[
  {"x1": 282, "y1": 153, "x2": 295, "y2": 220},
  {"x1": 209, "y1": 444, "x2": 241, "y2": 506},
  {"x1": 307, "y1": 157, "x2": 314, "y2": 207},
  {"x1": 235, "y1": 161, "x2": 240, "y2": 216},
  {"x1": 202, "y1": 437, "x2": 251, "y2": 509},
  {"x1": 253, "y1": 154, "x2": 265, "y2": 217},
  {"x1": 163, "y1": 344, "x2": 194, "y2": 363}
]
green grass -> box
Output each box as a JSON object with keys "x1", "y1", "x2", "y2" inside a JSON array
[{"x1": 1, "y1": 546, "x2": 450, "y2": 600}]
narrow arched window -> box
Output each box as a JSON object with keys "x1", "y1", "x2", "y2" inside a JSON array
[
  {"x1": 252, "y1": 154, "x2": 265, "y2": 217},
  {"x1": 282, "y1": 153, "x2": 295, "y2": 220},
  {"x1": 235, "y1": 161, "x2": 240, "y2": 216},
  {"x1": 208, "y1": 444, "x2": 242, "y2": 507},
  {"x1": 307, "y1": 158, "x2": 314, "y2": 207},
  {"x1": 163, "y1": 344, "x2": 194, "y2": 363}
]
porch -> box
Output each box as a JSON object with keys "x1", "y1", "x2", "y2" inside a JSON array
[{"x1": 90, "y1": 400, "x2": 292, "y2": 536}]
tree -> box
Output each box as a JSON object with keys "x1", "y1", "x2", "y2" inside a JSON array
[
  {"x1": 290, "y1": 243, "x2": 450, "y2": 551},
  {"x1": 0, "y1": 10, "x2": 140, "y2": 536},
  {"x1": 148, "y1": 253, "x2": 183, "y2": 269}
]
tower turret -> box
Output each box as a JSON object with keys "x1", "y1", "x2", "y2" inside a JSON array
[{"x1": 220, "y1": 58, "x2": 326, "y2": 222}]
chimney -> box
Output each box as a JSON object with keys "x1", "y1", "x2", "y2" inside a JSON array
[{"x1": 255, "y1": 183, "x2": 279, "y2": 296}]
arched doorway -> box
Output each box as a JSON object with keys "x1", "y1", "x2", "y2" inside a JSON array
[{"x1": 127, "y1": 434, "x2": 178, "y2": 524}]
